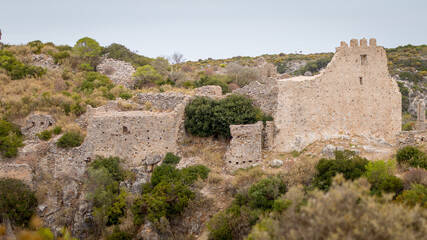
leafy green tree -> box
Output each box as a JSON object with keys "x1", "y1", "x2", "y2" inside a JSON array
[
  {"x1": 0, "y1": 178, "x2": 38, "y2": 226},
  {"x1": 90, "y1": 156, "x2": 126, "y2": 182},
  {"x1": 133, "y1": 65, "x2": 163, "y2": 88},
  {"x1": 73, "y1": 37, "x2": 101, "y2": 59}
]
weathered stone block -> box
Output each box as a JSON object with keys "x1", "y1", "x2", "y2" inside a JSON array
[{"x1": 225, "y1": 121, "x2": 263, "y2": 169}]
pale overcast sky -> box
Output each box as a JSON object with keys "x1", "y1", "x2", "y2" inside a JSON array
[{"x1": 1, "y1": 0, "x2": 426, "y2": 60}]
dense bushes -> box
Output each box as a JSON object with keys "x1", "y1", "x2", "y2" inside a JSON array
[
  {"x1": 0, "y1": 119, "x2": 24, "y2": 158},
  {"x1": 396, "y1": 184, "x2": 427, "y2": 208},
  {"x1": 85, "y1": 156, "x2": 127, "y2": 229},
  {"x1": 246, "y1": 175, "x2": 427, "y2": 240},
  {"x1": 36, "y1": 126, "x2": 62, "y2": 141},
  {"x1": 163, "y1": 152, "x2": 181, "y2": 165},
  {"x1": 56, "y1": 132, "x2": 84, "y2": 148},
  {"x1": 208, "y1": 177, "x2": 286, "y2": 240},
  {"x1": 396, "y1": 146, "x2": 427, "y2": 169},
  {"x1": 185, "y1": 95, "x2": 267, "y2": 138},
  {"x1": 133, "y1": 65, "x2": 163, "y2": 88},
  {"x1": 365, "y1": 159, "x2": 404, "y2": 196},
  {"x1": 312, "y1": 150, "x2": 369, "y2": 190},
  {"x1": 0, "y1": 50, "x2": 46, "y2": 79},
  {"x1": 0, "y1": 178, "x2": 38, "y2": 226},
  {"x1": 132, "y1": 162, "x2": 210, "y2": 225},
  {"x1": 79, "y1": 72, "x2": 114, "y2": 94}
]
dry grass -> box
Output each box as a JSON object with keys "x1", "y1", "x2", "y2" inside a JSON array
[
  {"x1": 281, "y1": 156, "x2": 319, "y2": 187},
  {"x1": 6, "y1": 45, "x2": 33, "y2": 64}
]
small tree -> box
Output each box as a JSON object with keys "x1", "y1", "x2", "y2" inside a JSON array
[
  {"x1": 0, "y1": 178, "x2": 38, "y2": 226},
  {"x1": 73, "y1": 37, "x2": 101, "y2": 66},
  {"x1": 133, "y1": 65, "x2": 163, "y2": 88}
]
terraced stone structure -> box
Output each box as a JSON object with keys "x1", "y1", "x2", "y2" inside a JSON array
[{"x1": 274, "y1": 39, "x2": 401, "y2": 151}]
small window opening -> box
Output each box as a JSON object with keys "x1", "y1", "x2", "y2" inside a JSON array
[
  {"x1": 361, "y1": 55, "x2": 368, "y2": 65},
  {"x1": 359, "y1": 77, "x2": 363, "y2": 85},
  {"x1": 229, "y1": 161, "x2": 232, "y2": 164},
  {"x1": 236, "y1": 162, "x2": 239, "y2": 165},
  {"x1": 123, "y1": 126, "x2": 130, "y2": 134}
]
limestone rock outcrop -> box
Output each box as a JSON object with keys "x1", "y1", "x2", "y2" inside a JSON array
[{"x1": 97, "y1": 56, "x2": 136, "y2": 89}]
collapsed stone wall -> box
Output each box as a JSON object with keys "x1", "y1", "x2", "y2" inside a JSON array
[
  {"x1": 195, "y1": 85, "x2": 223, "y2": 98},
  {"x1": 274, "y1": 39, "x2": 401, "y2": 151},
  {"x1": 21, "y1": 113, "x2": 55, "y2": 139},
  {"x1": 396, "y1": 130, "x2": 427, "y2": 148},
  {"x1": 232, "y1": 80, "x2": 278, "y2": 116},
  {"x1": 31, "y1": 54, "x2": 59, "y2": 69},
  {"x1": 0, "y1": 164, "x2": 33, "y2": 183},
  {"x1": 97, "y1": 56, "x2": 136, "y2": 89},
  {"x1": 225, "y1": 121, "x2": 263, "y2": 169}
]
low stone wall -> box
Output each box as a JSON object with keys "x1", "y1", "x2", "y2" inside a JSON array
[
  {"x1": 225, "y1": 121, "x2": 263, "y2": 169},
  {"x1": 136, "y1": 92, "x2": 187, "y2": 111},
  {"x1": 396, "y1": 130, "x2": 427, "y2": 148},
  {"x1": 195, "y1": 85, "x2": 223, "y2": 98}
]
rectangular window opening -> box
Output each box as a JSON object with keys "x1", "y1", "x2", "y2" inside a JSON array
[
  {"x1": 359, "y1": 77, "x2": 363, "y2": 85},
  {"x1": 361, "y1": 55, "x2": 368, "y2": 65}
]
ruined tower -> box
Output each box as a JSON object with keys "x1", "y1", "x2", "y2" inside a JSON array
[{"x1": 273, "y1": 38, "x2": 402, "y2": 151}]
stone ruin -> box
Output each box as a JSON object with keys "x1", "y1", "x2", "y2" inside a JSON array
[
  {"x1": 236, "y1": 38, "x2": 402, "y2": 152},
  {"x1": 195, "y1": 85, "x2": 223, "y2": 98},
  {"x1": 97, "y1": 56, "x2": 136, "y2": 89},
  {"x1": 225, "y1": 121, "x2": 263, "y2": 169},
  {"x1": 397, "y1": 98, "x2": 427, "y2": 147},
  {"x1": 21, "y1": 113, "x2": 55, "y2": 139}
]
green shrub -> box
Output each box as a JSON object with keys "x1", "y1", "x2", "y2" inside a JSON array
[
  {"x1": 52, "y1": 51, "x2": 70, "y2": 64},
  {"x1": 119, "y1": 92, "x2": 132, "y2": 100},
  {"x1": 312, "y1": 151, "x2": 369, "y2": 190},
  {"x1": 162, "y1": 152, "x2": 181, "y2": 165},
  {"x1": 90, "y1": 156, "x2": 126, "y2": 182},
  {"x1": 0, "y1": 119, "x2": 24, "y2": 158},
  {"x1": 36, "y1": 130, "x2": 52, "y2": 141},
  {"x1": 52, "y1": 126, "x2": 62, "y2": 135},
  {"x1": 396, "y1": 184, "x2": 427, "y2": 208},
  {"x1": 0, "y1": 50, "x2": 46, "y2": 79},
  {"x1": 79, "y1": 72, "x2": 114, "y2": 93},
  {"x1": 79, "y1": 62, "x2": 94, "y2": 71},
  {"x1": 0, "y1": 178, "x2": 38, "y2": 226},
  {"x1": 396, "y1": 146, "x2": 427, "y2": 169},
  {"x1": 365, "y1": 159, "x2": 403, "y2": 196},
  {"x1": 56, "y1": 132, "x2": 84, "y2": 148},
  {"x1": 106, "y1": 226, "x2": 133, "y2": 240},
  {"x1": 247, "y1": 177, "x2": 286, "y2": 211},
  {"x1": 208, "y1": 176, "x2": 286, "y2": 239},
  {"x1": 132, "y1": 164, "x2": 210, "y2": 224},
  {"x1": 133, "y1": 65, "x2": 163, "y2": 88},
  {"x1": 185, "y1": 95, "x2": 264, "y2": 138},
  {"x1": 295, "y1": 56, "x2": 332, "y2": 75},
  {"x1": 195, "y1": 75, "x2": 230, "y2": 94},
  {"x1": 182, "y1": 81, "x2": 195, "y2": 89},
  {"x1": 208, "y1": 213, "x2": 232, "y2": 240},
  {"x1": 107, "y1": 191, "x2": 127, "y2": 226}
]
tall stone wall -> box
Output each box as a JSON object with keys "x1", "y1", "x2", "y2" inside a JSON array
[{"x1": 274, "y1": 39, "x2": 401, "y2": 151}]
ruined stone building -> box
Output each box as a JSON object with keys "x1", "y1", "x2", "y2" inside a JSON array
[{"x1": 237, "y1": 38, "x2": 402, "y2": 154}]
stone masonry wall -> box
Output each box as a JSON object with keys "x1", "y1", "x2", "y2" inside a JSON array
[
  {"x1": 85, "y1": 97, "x2": 189, "y2": 168},
  {"x1": 274, "y1": 39, "x2": 402, "y2": 151},
  {"x1": 97, "y1": 56, "x2": 136, "y2": 89},
  {"x1": 233, "y1": 80, "x2": 278, "y2": 116},
  {"x1": 136, "y1": 92, "x2": 187, "y2": 111},
  {"x1": 225, "y1": 121, "x2": 263, "y2": 169}
]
